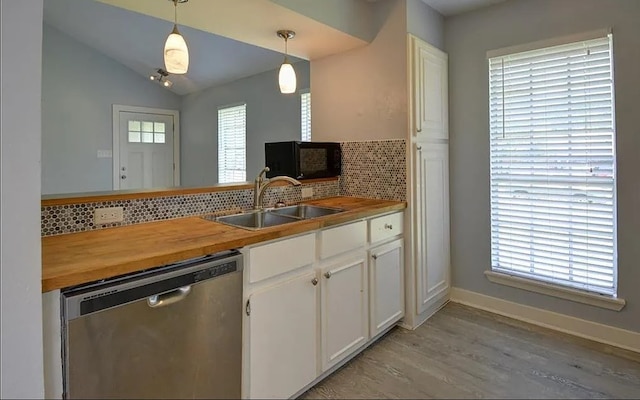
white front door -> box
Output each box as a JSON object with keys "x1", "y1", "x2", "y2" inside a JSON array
[{"x1": 114, "y1": 107, "x2": 179, "y2": 190}]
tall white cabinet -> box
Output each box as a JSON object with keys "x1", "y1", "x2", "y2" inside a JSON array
[{"x1": 405, "y1": 35, "x2": 451, "y2": 328}]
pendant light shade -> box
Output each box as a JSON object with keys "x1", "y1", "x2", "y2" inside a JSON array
[
  {"x1": 279, "y1": 61, "x2": 296, "y2": 94},
  {"x1": 164, "y1": 25, "x2": 189, "y2": 74},
  {"x1": 277, "y1": 30, "x2": 297, "y2": 94},
  {"x1": 164, "y1": 0, "x2": 189, "y2": 74}
]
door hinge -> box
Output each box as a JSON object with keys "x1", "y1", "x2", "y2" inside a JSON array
[{"x1": 245, "y1": 299, "x2": 251, "y2": 316}]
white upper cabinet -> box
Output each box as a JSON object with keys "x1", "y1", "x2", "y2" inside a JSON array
[{"x1": 411, "y1": 35, "x2": 448, "y2": 140}]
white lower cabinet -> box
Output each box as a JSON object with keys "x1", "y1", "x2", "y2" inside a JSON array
[
  {"x1": 246, "y1": 271, "x2": 318, "y2": 399},
  {"x1": 320, "y1": 253, "x2": 368, "y2": 371},
  {"x1": 369, "y1": 238, "x2": 404, "y2": 337},
  {"x1": 244, "y1": 214, "x2": 404, "y2": 399}
]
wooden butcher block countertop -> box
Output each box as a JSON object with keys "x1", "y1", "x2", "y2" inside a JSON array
[{"x1": 42, "y1": 196, "x2": 406, "y2": 292}]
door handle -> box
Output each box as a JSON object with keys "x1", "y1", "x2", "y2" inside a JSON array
[{"x1": 147, "y1": 286, "x2": 191, "y2": 308}]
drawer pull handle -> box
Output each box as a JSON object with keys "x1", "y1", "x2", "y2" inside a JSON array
[
  {"x1": 311, "y1": 278, "x2": 318, "y2": 286},
  {"x1": 324, "y1": 271, "x2": 332, "y2": 279},
  {"x1": 384, "y1": 224, "x2": 393, "y2": 230}
]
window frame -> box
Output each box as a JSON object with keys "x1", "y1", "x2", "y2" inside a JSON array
[
  {"x1": 217, "y1": 103, "x2": 247, "y2": 184},
  {"x1": 486, "y1": 30, "x2": 619, "y2": 303},
  {"x1": 300, "y1": 90, "x2": 311, "y2": 142}
]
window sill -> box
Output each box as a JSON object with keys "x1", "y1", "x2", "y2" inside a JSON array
[{"x1": 484, "y1": 270, "x2": 626, "y2": 311}]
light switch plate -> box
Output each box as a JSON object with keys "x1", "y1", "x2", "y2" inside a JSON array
[
  {"x1": 97, "y1": 149, "x2": 112, "y2": 158},
  {"x1": 94, "y1": 207, "x2": 124, "y2": 224},
  {"x1": 301, "y1": 187, "x2": 314, "y2": 198}
]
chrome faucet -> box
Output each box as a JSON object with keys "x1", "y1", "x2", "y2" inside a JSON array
[{"x1": 253, "y1": 167, "x2": 301, "y2": 210}]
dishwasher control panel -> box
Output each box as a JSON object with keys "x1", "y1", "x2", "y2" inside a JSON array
[{"x1": 194, "y1": 260, "x2": 238, "y2": 282}]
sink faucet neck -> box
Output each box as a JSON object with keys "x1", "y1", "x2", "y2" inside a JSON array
[{"x1": 253, "y1": 168, "x2": 301, "y2": 210}]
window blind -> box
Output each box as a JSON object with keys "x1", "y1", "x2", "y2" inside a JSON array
[
  {"x1": 218, "y1": 104, "x2": 246, "y2": 183},
  {"x1": 488, "y1": 35, "x2": 617, "y2": 296},
  {"x1": 301, "y1": 92, "x2": 311, "y2": 141}
]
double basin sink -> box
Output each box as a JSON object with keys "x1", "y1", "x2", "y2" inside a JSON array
[{"x1": 203, "y1": 204, "x2": 344, "y2": 230}]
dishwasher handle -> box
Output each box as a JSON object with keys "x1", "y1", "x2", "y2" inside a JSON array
[{"x1": 147, "y1": 286, "x2": 192, "y2": 308}]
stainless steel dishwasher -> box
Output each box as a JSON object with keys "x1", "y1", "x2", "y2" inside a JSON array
[{"x1": 61, "y1": 250, "x2": 243, "y2": 399}]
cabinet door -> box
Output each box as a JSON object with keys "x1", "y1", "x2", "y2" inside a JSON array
[
  {"x1": 414, "y1": 143, "x2": 450, "y2": 315},
  {"x1": 320, "y1": 254, "x2": 368, "y2": 371},
  {"x1": 247, "y1": 272, "x2": 318, "y2": 399},
  {"x1": 412, "y1": 35, "x2": 448, "y2": 140},
  {"x1": 369, "y1": 239, "x2": 404, "y2": 337}
]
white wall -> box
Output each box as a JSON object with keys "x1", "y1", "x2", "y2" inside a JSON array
[
  {"x1": 41, "y1": 24, "x2": 182, "y2": 195},
  {"x1": 446, "y1": 0, "x2": 640, "y2": 332},
  {"x1": 180, "y1": 62, "x2": 310, "y2": 187},
  {"x1": 0, "y1": 1, "x2": 46, "y2": 398},
  {"x1": 311, "y1": 0, "x2": 408, "y2": 142}
]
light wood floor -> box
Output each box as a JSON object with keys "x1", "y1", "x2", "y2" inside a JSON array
[{"x1": 302, "y1": 303, "x2": 640, "y2": 399}]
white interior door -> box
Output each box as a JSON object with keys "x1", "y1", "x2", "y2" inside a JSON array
[{"x1": 115, "y1": 108, "x2": 178, "y2": 190}]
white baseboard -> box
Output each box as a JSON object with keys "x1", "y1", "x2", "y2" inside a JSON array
[{"x1": 450, "y1": 287, "x2": 640, "y2": 354}]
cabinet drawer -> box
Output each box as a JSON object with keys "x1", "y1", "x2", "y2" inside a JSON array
[
  {"x1": 320, "y1": 221, "x2": 366, "y2": 259},
  {"x1": 369, "y1": 212, "x2": 403, "y2": 244},
  {"x1": 248, "y1": 233, "x2": 315, "y2": 283}
]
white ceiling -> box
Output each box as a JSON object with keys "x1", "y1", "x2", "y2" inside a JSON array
[
  {"x1": 422, "y1": 0, "x2": 507, "y2": 16},
  {"x1": 43, "y1": 0, "x2": 306, "y2": 95}
]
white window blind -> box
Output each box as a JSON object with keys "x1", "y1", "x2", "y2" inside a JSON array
[
  {"x1": 301, "y1": 92, "x2": 311, "y2": 141},
  {"x1": 488, "y1": 34, "x2": 617, "y2": 296},
  {"x1": 218, "y1": 104, "x2": 246, "y2": 183}
]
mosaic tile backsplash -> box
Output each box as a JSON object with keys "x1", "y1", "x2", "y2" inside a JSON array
[
  {"x1": 41, "y1": 139, "x2": 406, "y2": 236},
  {"x1": 41, "y1": 181, "x2": 339, "y2": 236},
  {"x1": 340, "y1": 139, "x2": 406, "y2": 202}
]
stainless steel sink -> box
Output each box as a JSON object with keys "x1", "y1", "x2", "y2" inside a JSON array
[
  {"x1": 205, "y1": 211, "x2": 299, "y2": 230},
  {"x1": 203, "y1": 205, "x2": 345, "y2": 230},
  {"x1": 269, "y1": 204, "x2": 344, "y2": 219}
]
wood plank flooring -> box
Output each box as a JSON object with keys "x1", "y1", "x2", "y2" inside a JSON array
[{"x1": 302, "y1": 303, "x2": 640, "y2": 399}]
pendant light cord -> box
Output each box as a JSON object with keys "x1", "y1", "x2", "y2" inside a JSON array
[{"x1": 174, "y1": 0, "x2": 178, "y2": 24}]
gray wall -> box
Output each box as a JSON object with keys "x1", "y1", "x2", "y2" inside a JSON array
[
  {"x1": 1, "y1": 0, "x2": 45, "y2": 398},
  {"x1": 180, "y1": 62, "x2": 310, "y2": 187},
  {"x1": 270, "y1": 0, "x2": 376, "y2": 42},
  {"x1": 446, "y1": 0, "x2": 640, "y2": 332},
  {"x1": 41, "y1": 24, "x2": 182, "y2": 195},
  {"x1": 406, "y1": 0, "x2": 444, "y2": 50}
]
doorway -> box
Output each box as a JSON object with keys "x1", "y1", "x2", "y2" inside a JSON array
[{"x1": 112, "y1": 105, "x2": 180, "y2": 190}]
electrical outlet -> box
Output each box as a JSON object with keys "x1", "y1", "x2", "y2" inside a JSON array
[
  {"x1": 301, "y1": 187, "x2": 314, "y2": 198},
  {"x1": 94, "y1": 207, "x2": 124, "y2": 224}
]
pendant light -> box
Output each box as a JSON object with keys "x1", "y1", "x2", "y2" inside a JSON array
[
  {"x1": 164, "y1": 0, "x2": 189, "y2": 74},
  {"x1": 277, "y1": 30, "x2": 296, "y2": 94}
]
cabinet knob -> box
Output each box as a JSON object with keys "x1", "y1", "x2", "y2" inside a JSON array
[
  {"x1": 121, "y1": 175, "x2": 127, "y2": 180},
  {"x1": 324, "y1": 271, "x2": 332, "y2": 279},
  {"x1": 417, "y1": 145, "x2": 422, "y2": 151},
  {"x1": 384, "y1": 223, "x2": 393, "y2": 230},
  {"x1": 417, "y1": 128, "x2": 422, "y2": 133},
  {"x1": 311, "y1": 277, "x2": 318, "y2": 286},
  {"x1": 372, "y1": 254, "x2": 378, "y2": 260}
]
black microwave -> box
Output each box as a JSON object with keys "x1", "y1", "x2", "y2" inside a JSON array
[{"x1": 265, "y1": 141, "x2": 341, "y2": 179}]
